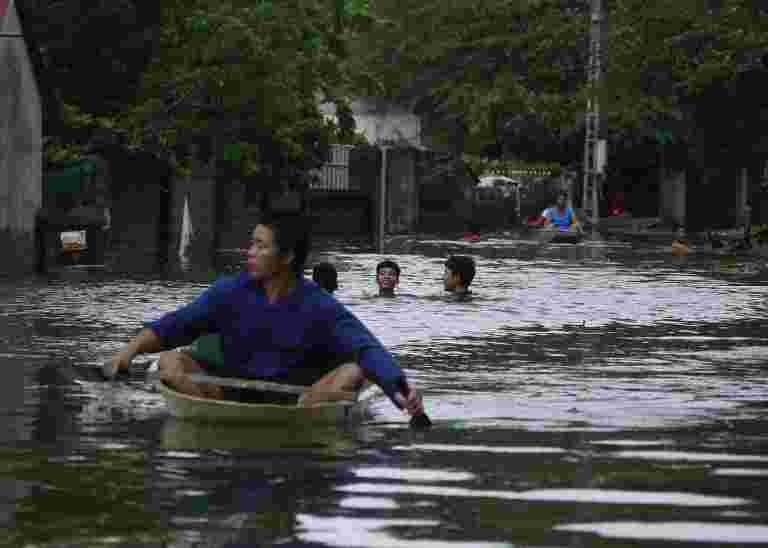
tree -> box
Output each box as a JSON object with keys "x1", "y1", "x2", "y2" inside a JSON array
[
  {"x1": 119, "y1": 0, "x2": 378, "y2": 188},
  {"x1": 353, "y1": 0, "x2": 768, "y2": 172},
  {"x1": 350, "y1": 0, "x2": 590, "y2": 161},
  {"x1": 19, "y1": 0, "x2": 376, "y2": 187},
  {"x1": 17, "y1": 0, "x2": 162, "y2": 163}
]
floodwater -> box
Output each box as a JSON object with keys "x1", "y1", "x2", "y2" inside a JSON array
[{"x1": 2, "y1": 234, "x2": 768, "y2": 547}]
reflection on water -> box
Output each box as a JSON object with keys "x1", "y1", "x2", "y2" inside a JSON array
[
  {"x1": 555, "y1": 521, "x2": 768, "y2": 544},
  {"x1": 1, "y1": 236, "x2": 768, "y2": 546}
]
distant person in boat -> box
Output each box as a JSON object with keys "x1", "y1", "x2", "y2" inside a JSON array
[
  {"x1": 106, "y1": 212, "x2": 424, "y2": 416},
  {"x1": 376, "y1": 259, "x2": 400, "y2": 297},
  {"x1": 543, "y1": 191, "x2": 583, "y2": 233},
  {"x1": 443, "y1": 255, "x2": 475, "y2": 299},
  {"x1": 312, "y1": 261, "x2": 338, "y2": 293}
]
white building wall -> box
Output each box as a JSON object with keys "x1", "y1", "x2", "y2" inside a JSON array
[
  {"x1": 320, "y1": 97, "x2": 422, "y2": 148},
  {"x1": 0, "y1": 0, "x2": 43, "y2": 275}
]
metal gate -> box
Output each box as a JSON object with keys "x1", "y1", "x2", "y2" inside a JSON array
[{"x1": 310, "y1": 144, "x2": 355, "y2": 191}]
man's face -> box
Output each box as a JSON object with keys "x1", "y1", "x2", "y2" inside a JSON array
[
  {"x1": 443, "y1": 266, "x2": 459, "y2": 291},
  {"x1": 556, "y1": 194, "x2": 566, "y2": 208},
  {"x1": 247, "y1": 225, "x2": 289, "y2": 280},
  {"x1": 376, "y1": 267, "x2": 399, "y2": 291}
]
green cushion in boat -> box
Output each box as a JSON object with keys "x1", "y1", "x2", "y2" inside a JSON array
[{"x1": 188, "y1": 334, "x2": 225, "y2": 371}]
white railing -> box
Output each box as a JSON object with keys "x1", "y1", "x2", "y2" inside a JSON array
[{"x1": 310, "y1": 145, "x2": 355, "y2": 191}]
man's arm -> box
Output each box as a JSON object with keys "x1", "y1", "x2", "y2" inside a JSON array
[
  {"x1": 329, "y1": 304, "x2": 406, "y2": 400},
  {"x1": 105, "y1": 275, "x2": 235, "y2": 378},
  {"x1": 107, "y1": 327, "x2": 164, "y2": 377},
  {"x1": 570, "y1": 208, "x2": 583, "y2": 232}
]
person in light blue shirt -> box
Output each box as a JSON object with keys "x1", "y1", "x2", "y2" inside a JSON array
[
  {"x1": 107, "y1": 213, "x2": 424, "y2": 415},
  {"x1": 543, "y1": 191, "x2": 583, "y2": 232}
]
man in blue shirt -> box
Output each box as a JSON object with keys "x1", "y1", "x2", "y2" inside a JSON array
[{"x1": 106, "y1": 213, "x2": 424, "y2": 415}]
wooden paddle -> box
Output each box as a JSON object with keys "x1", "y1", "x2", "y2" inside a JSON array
[
  {"x1": 101, "y1": 360, "x2": 305, "y2": 394},
  {"x1": 185, "y1": 373, "x2": 306, "y2": 395}
]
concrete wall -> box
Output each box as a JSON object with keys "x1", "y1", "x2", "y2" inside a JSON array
[
  {"x1": 418, "y1": 153, "x2": 474, "y2": 233},
  {"x1": 0, "y1": 6, "x2": 42, "y2": 276},
  {"x1": 686, "y1": 165, "x2": 748, "y2": 230},
  {"x1": 386, "y1": 147, "x2": 420, "y2": 234},
  {"x1": 105, "y1": 153, "x2": 169, "y2": 273},
  {"x1": 308, "y1": 192, "x2": 372, "y2": 235},
  {"x1": 659, "y1": 171, "x2": 686, "y2": 227},
  {"x1": 215, "y1": 178, "x2": 261, "y2": 251}
]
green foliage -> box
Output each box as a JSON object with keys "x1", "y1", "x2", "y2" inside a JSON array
[
  {"x1": 751, "y1": 224, "x2": 768, "y2": 242},
  {"x1": 24, "y1": 0, "x2": 768, "y2": 186},
  {"x1": 114, "y1": 0, "x2": 375, "y2": 184},
  {"x1": 43, "y1": 103, "x2": 119, "y2": 165},
  {"x1": 23, "y1": 0, "x2": 375, "y2": 187},
  {"x1": 355, "y1": 0, "x2": 768, "y2": 168}
]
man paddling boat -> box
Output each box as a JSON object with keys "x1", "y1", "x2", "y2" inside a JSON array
[{"x1": 106, "y1": 213, "x2": 424, "y2": 417}]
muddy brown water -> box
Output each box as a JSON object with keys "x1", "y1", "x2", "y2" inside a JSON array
[{"x1": 2, "y1": 235, "x2": 768, "y2": 547}]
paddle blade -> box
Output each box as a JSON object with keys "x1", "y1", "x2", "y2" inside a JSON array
[
  {"x1": 409, "y1": 412, "x2": 432, "y2": 429},
  {"x1": 396, "y1": 378, "x2": 432, "y2": 429}
]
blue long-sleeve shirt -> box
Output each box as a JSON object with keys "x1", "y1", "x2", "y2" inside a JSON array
[{"x1": 147, "y1": 272, "x2": 405, "y2": 400}]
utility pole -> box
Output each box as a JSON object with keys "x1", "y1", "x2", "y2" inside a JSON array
[
  {"x1": 377, "y1": 145, "x2": 389, "y2": 253},
  {"x1": 582, "y1": 0, "x2": 605, "y2": 227}
]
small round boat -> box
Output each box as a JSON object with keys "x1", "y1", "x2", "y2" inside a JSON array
[
  {"x1": 157, "y1": 379, "x2": 381, "y2": 425},
  {"x1": 548, "y1": 230, "x2": 583, "y2": 244},
  {"x1": 530, "y1": 226, "x2": 583, "y2": 244}
]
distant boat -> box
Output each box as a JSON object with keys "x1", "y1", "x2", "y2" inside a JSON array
[{"x1": 529, "y1": 226, "x2": 583, "y2": 245}]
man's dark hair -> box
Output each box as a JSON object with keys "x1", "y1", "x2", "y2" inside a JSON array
[
  {"x1": 255, "y1": 212, "x2": 311, "y2": 274},
  {"x1": 445, "y1": 255, "x2": 476, "y2": 287},
  {"x1": 376, "y1": 259, "x2": 401, "y2": 277},
  {"x1": 312, "y1": 262, "x2": 338, "y2": 292}
]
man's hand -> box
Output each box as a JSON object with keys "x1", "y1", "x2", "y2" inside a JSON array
[
  {"x1": 394, "y1": 384, "x2": 424, "y2": 416},
  {"x1": 102, "y1": 329, "x2": 163, "y2": 380},
  {"x1": 102, "y1": 349, "x2": 134, "y2": 380}
]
